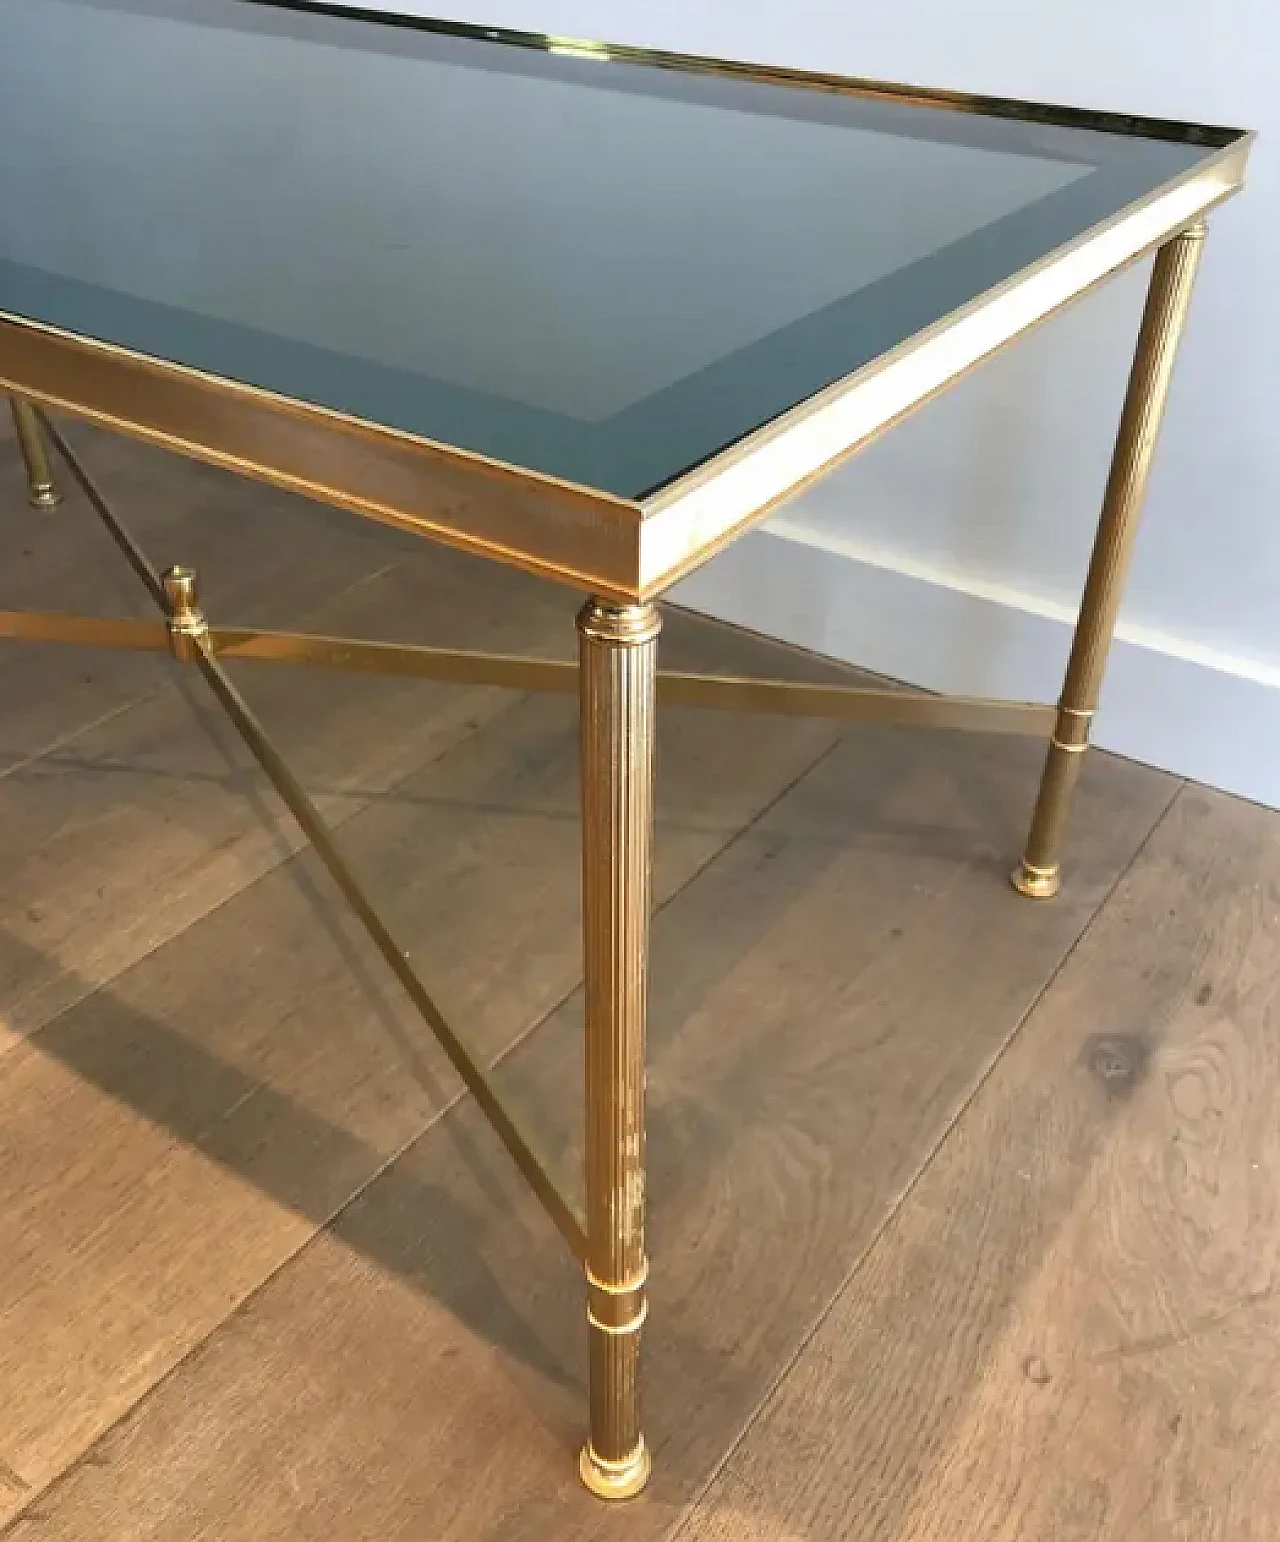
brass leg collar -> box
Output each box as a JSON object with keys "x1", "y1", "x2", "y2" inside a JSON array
[
  {"x1": 577, "y1": 598, "x2": 662, "y2": 648},
  {"x1": 579, "y1": 1438, "x2": 651, "y2": 1500},
  {"x1": 586, "y1": 1262, "x2": 648, "y2": 1334},
  {"x1": 28, "y1": 481, "x2": 61, "y2": 511},
  {"x1": 1011, "y1": 860, "x2": 1061, "y2": 901},
  {"x1": 162, "y1": 565, "x2": 210, "y2": 664}
]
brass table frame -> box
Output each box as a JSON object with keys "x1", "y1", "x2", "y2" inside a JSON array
[{"x1": 0, "y1": 16, "x2": 1248, "y2": 1502}]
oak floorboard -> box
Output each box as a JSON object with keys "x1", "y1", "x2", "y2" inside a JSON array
[
  {"x1": 0, "y1": 729, "x2": 1175, "y2": 1540},
  {"x1": 680, "y1": 785, "x2": 1280, "y2": 1542}
]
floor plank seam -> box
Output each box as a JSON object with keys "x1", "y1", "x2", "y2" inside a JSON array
[
  {"x1": 0, "y1": 709, "x2": 846, "y2": 1531},
  {"x1": 0, "y1": 692, "x2": 159, "y2": 788},
  {"x1": 662, "y1": 770, "x2": 1190, "y2": 1542}
]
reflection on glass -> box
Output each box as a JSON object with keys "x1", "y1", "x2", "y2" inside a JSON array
[{"x1": 0, "y1": 0, "x2": 1224, "y2": 495}]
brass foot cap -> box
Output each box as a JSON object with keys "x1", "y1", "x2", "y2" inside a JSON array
[
  {"x1": 1011, "y1": 862, "x2": 1061, "y2": 900},
  {"x1": 29, "y1": 484, "x2": 61, "y2": 510},
  {"x1": 579, "y1": 1439, "x2": 651, "y2": 1500}
]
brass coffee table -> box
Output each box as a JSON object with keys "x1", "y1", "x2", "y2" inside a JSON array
[{"x1": 0, "y1": 0, "x2": 1252, "y2": 1499}]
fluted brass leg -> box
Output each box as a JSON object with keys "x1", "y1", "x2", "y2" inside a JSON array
[
  {"x1": 577, "y1": 597, "x2": 660, "y2": 1500},
  {"x1": 8, "y1": 398, "x2": 61, "y2": 509},
  {"x1": 1013, "y1": 220, "x2": 1207, "y2": 900}
]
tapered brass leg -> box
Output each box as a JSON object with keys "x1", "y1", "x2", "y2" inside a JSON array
[
  {"x1": 8, "y1": 398, "x2": 61, "y2": 509},
  {"x1": 1013, "y1": 220, "x2": 1206, "y2": 900},
  {"x1": 577, "y1": 597, "x2": 660, "y2": 1500}
]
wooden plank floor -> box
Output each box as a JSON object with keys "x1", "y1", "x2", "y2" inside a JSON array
[
  {"x1": 682, "y1": 787, "x2": 1280, "y2": 1542},
  {"x1": 1, "y1": 424, "x2": 1275, "y2": 1539}
]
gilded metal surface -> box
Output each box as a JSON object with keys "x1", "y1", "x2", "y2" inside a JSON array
[
  {"x1": 586, "y1": 1294, "x2": 648, "y2": 1336},
  {"x1": 1014, "y1": 221, "x2": 1206, "y2": 900},
  {"x1": 577, "y1": 598, "x2": 659, "y2": 1499},
  {"x1": 0, "y1": 609, "x2": 167, "y2": 650},
  {"x1": 1052, "y1": 706, "x2": 1094, "y2": 750},
  {"x1": 1010, "y1": 859, "x2": 1063, "y2": 902},
  {"x1": 586, "y1": 1263, "x2": 649, "y2": 1334},
  {"x1": 659, "y1": 672, "x2": 1054, "y2": 733},
  {"x1": 212, "y1": 630, "x2": 576, "y2": 688},
  {"x1": 0, "y1": 319, "x2": 642, "y2": 598},
  {"x1": 8, "y1": 397, "x2": 61, "y2": 509},
  {"x1": 0, "y1": 607, "x2": 581, "y2": 688},
  {"x1": 162, "y1": 565, "x2": 208, "y2": 663},
  {"x1": 578, "y1": 1440, "x2": 652, "y2": 1501}
]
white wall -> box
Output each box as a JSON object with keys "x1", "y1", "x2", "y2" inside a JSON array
[{"x1": 362, "y1": 1, "x2": 1280, "y2": 803}]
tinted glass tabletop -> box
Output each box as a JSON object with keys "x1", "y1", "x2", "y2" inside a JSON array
[{"x1": 0, "y1": 0, "x2": 1230, "y2": 499}]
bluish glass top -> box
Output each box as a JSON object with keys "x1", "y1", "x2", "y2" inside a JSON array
[{"x1": 0, "y1": 0, "x2": 1231, "y2": 497}]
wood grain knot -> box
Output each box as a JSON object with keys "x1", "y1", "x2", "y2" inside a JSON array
[
  {"x1": 1081, "y1": 1032, "x2": 1151, "y2": 1098},
  {"x1": 1023, "y1": 1355, "x2": 1052, "y2": 1385}
]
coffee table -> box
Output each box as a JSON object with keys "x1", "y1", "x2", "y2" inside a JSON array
[{"x1": 0, "y1": 0, "x2": 1252, "y2": 1499}]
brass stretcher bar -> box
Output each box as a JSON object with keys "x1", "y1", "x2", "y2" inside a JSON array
[{"x1": 0, "y1": 605, "x2": 1057, "y2": 738}]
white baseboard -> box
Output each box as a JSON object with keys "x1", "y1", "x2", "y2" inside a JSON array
[{"x1": 671, "y1": 521, "x2": 1280, "y2": 810}]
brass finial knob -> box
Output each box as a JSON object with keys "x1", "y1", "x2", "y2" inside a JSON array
[{"x1": 162, "y1": 564, "x2": 207, "y2": 662}]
